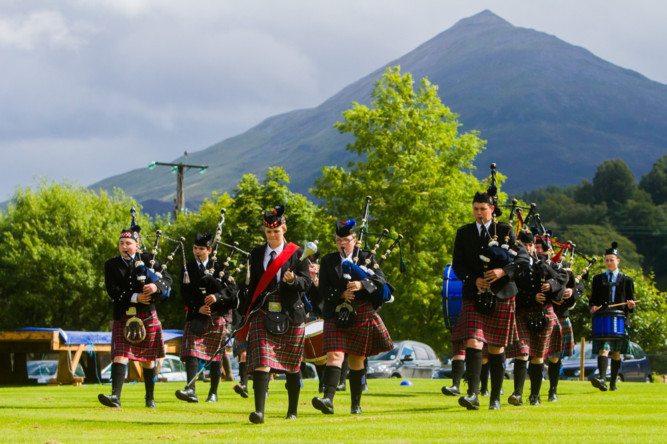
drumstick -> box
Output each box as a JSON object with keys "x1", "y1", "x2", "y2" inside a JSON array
[{"x1": 607, "y1": 300, "x2": 640, "y2": 308}]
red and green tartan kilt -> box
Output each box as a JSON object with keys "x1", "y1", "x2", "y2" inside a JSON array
[
  {"x1": 507, "y1": 305, "x2": 559, "y2": 359},
  {"x1": 180, "y1": 315, "x2": 228, "y2": 361},
  {"x1": 323, "y1": 301, "x2": 393, "y2": 357},
  {"x1": 247, "y1": 312, "x2": 305, "y2": 373},
  {"x1": 550, "y1": 316, "x2": 574, "y2": 358},
  {"x1": 111, "y1": 310, "x2": 165, "y2": 361},
  {"x1": 452, "y1": 298, "x2": 516, "y2": 348},
  {"x1": 450, "y1": 341, "x2": 488, "y2": 359}
]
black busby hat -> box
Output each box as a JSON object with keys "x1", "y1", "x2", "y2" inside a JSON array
[
  {"x1": 119, "y1": 228, "x2": 139, "y2": 242},
  {"x1": 335, "y1": 219, "x2": 357, "y2": 237},
  {"x1": 194, "y1": 233, "x2": 213, "y2": 248},
  {"x1": 518, "y1": 230, "x2": 535, "y2": 244},
  {"x1": 263, "y1": 205, "x2": 286, "y2": 228},
  {"x1": 472, "y1": 191, "x2": 493, "y2": 205},
  {"x1": 605, "y1": 241, "x2": 619, "y2": 257}
]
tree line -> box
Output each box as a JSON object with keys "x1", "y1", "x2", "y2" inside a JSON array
[{"x1": 1, "y1": 67, "x2": 664, "y2": 354}]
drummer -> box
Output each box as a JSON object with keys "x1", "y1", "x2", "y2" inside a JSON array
[{"x1": 589, "y1": 242, "x2": 635, "y2": 391}]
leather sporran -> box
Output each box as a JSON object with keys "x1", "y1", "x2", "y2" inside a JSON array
[
  {"x1": 190, "y1": 315, "x2": 209, "y2": 335},
  {"x1": 525, "y1": 310, "x2": 547, "y2": 333},
  {"x1": 124, "y1": 316, "x2": 146, "y2": 344},
  {"x1": 264, "y1": 311, "x2": 289, "y2": 336},
  {"x1": 474, "y1": 292, "x2": 496, "y2": 316},
  {"x1": 335, "y1": 302, "x2": 357, "y2": 329}
]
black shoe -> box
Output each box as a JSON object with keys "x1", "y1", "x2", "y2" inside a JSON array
[
  {"x1": 98, "y1": 394, "x2": 121, "y2": 408},
  {"x1": 145, "y1": 398, "x2": 156, "y2": 408},
  {"x1": 175, "y1": 388, "x2": 198, "y2": 403},
  {"x1": 529, "y1": 394, "x2": 541, "y2": 406},
  {"x1": 548, "y1": 389, "x2": 558, "y2": 402},
  {"x1": 441, "y1": 386, "x2": 460, "y2": 396},
  {"x1": 479, "y1": 389, "x2": 490, "y2": 397},
  {"x1": 508, "y1": 393, "x2": 523, "y2": 406},
  {"x1": 249, "y1": 411, "x2": 264, "y2": 424},
  {"x1": 351, "y1": 405, "x2": 362, "y2": 414},
  {"x1": 591, "y1": 377, "x2": 608, "y2": 392},
  {"x1": 489, "y1": 399, "x2": 501, "y2": 410},
  {"x1": 233, "y1": 384, "x2": 249, "y2": 398},
  {"x1": 458, "y1": 393, "x2": 480, "y2": 410},
  {"x1": 206, "y1": 393, "x2": 218, "y2": 402},
  {"x1": 312, "y1": 396, "x2": 334, "y2": 414},
  {"x1": 336, "y1": 383, "x2": 346, "y2": 391},
  {"x1": 609, "y1": 384, "x2": 618, "y2": 391},
  {"x1": 285, "y1": 413, "x2": 297, "y2": 420}
]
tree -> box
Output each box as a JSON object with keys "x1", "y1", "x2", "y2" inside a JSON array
[
  {"x1": 313, "y1": 67, "x2": 486, "y2": 354},
  {"x1": 0, "y1": 180, "x2": 142, "y2": 330},
  {"x1": 592, "y1": 158, "x2": 637, "y2": 205},
  {"x1": 639, "y1": 154, "x2": 667, "y2": 205}
]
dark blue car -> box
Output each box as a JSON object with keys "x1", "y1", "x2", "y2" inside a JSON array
[{"x1": 560, "y1": 341, "x2": 652, "y2": 383}]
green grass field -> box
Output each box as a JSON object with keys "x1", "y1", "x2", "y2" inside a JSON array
[{"x1": 1, "y1": 379, "x2": 665, "y2": 443}]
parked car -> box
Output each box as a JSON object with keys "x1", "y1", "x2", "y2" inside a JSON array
[
  {"x1": 560, "y1": 341, "x2": 652, "y2": 382},
  {"x1": 432, "y1": 358, "x2": 514, "y2": 380},
  {"x1": 27, "y1": 360, "x2": 85, "y2": 384},
  {"x1": 100, "y1": 354, "x2": 188, "y2": 382},
  {"x1": 367, "y1": 340, "x2": 441, "y2": 379}
]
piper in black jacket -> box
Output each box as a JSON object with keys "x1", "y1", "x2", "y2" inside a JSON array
[
  {"x1": 98, "y1": 227, "x2": 172, "y2": 409},
  {"x1": 450, "y1": 192, "x2": 529, "y2": 411},
  {"x1": 175, "y1": 233, "x2": 238, "y2": 404},
  {"x1": 589, "y1": 242, "x2": 636, "y2": 392},
  {"x1": 312, "y1": 219, "x2": 393, "y2": 416}
]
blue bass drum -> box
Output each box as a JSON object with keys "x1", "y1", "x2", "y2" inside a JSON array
[
  {"x1": 592, "y1": 309, "x2": 625, "y2": 340},
  {"x1": 442, "y1": 264, "x2": 462, "y2": 330}
]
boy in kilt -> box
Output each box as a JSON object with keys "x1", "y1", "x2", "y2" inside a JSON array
[
  {"x1": 98, "y1": 227, "x2": 172, "y2": 408},
  {"x1": 451, "y1": 192, "x2": 528, "y2": 410},
  {"x1": 239, "y1": 206, "x2": 310, "y2": 424},
  {"x1": 312, "y1": 220, "x2": 393, "y2": 416},
  {"x1": 589, "y1": 242, "x2": 635, "y2": 392},
  {"x1": 175, "y1": 233, "x2": 238, "y2": 403},
  {"x1": 547, "y1": 266, "x2": 585, "y2": 401},
  {"x1": 507, "y1": 231, "x2": 567, "y2": 406}
]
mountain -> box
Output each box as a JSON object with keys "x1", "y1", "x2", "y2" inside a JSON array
[{"x1": 91, "y1": 10, "x2": 667, "y2": 213}]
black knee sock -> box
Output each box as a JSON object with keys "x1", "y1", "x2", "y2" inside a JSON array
[
  {"x1": 451, "y1": 359, "x2": 465, "y2": 388},
  {"x1": 489, "y1": 353, "x2": 505, "y2": 401},
  {"x1": 239, "y1": 361, "x2": 248, "y2": 386},
  {"x1": 111, "y1": 362, "x2": 127, "y2": 398},
  {"x1": 185, "y1": 356, "x2": 198, "y2": 390},
  {"x1": 316, "y1": 364, "x2": 325, "y2": 383},
  {"x1": 610, "y1": 359, "x2": 621, "y2": 385},
  {"x1": 480, "y1": 361, "x2": 490, "y2": 392},
  {"x1": 529, "y1": 362, "x2": 543, "y2": 396},
  {"x1": 598, "y1": 356, "x2": 609, "y2": 381},
  {"x1": 340, "y1": 358, "x2": 349, "y2": 385},
  {"x1": 548, "y1": 359, "x2": 561, "y2": 390},
  {"x1": 252, "y1": 371, "x2": 270, "y2": 414},
  {"x1": 513, "y1": 359, "x2": 527, "y2": 396},
  {"x1": 464, "y1": 348, "x2": 482, "y2": 396},
  {"x1": 209, "y1": 361, "x2": 221, "y2": 395},
  {"x1": 349, "y1": 369, "x2": 365, "y2": 407},
  {"x1": 323, "y1": 365, "x2": 342, "y2": 401},
  {"x1": 143, "y1": 367, "x2": 156, "y2": 401},
  {"x1": 285, "y1": 372, "x2": 301, "y2": 415}
]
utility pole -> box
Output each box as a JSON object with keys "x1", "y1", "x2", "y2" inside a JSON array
[{"x1": 148, "y1": 151, "x2": 208, "y2": 219}]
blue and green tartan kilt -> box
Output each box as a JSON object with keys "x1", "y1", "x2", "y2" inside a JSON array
[
  {"x1": 180, "y1": 314, "x2": 228, "y2": 361},
  {"x1": 247, "y1": 311, "x2": 305, "y2": 373},
  {"x1": 593, "y1": 336, "x2": 630, "y2": 354},
  {"x1": 111, "y1": 310, "x2": 165, "y2": 361}
]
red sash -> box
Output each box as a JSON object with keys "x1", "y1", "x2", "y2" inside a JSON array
[{"x1": 236, "y1": 242, "x2": 299, "y2": 340}]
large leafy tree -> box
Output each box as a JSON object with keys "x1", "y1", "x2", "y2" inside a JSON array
[
  {"x1": 639, "y1": 154, "x2": 667, "y2": 205},
  {"x1": 0, "y1": 180, "x2": 142, "y2": 330},
  {"x1": 592, "y1": 158, "x2": 637, "y2": 205},
  {"x1": 313, "y1": 67, "x2": 486, "y2": 353}
]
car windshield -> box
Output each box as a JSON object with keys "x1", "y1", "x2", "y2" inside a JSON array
[
  {"x1": 563, "y1": 343, "x2": 594, "y2": 361},
  {"x1": 368, "y1": 346, "x2": 398, "y2": 361}
]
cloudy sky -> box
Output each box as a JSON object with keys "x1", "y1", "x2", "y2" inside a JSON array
[{"x1": 1, "y1": 0, "x2": 665, "y2": 202}]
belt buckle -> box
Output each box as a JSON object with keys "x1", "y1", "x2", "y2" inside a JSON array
[
  {"x1": 126, "y1": 306, "x2": 137, "y2": 315},
  {"x1": 268, "y1": 302, "x2": 282, "y2": 312}
]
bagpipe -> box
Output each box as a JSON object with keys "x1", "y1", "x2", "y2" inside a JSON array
[
  {"x1": 334, "y1": 196, "x2": 404, "y2": 328},
  {"x1": 124, "y1": 208, "x2": 186, "y2": 344}
]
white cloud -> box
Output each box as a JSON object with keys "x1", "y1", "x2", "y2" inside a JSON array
[{"x1": 0, "y1": 10, "x2": 85, "y2": 50}]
